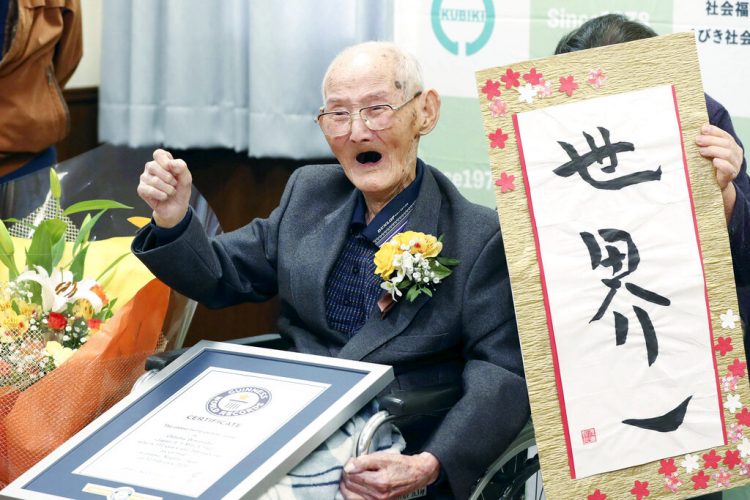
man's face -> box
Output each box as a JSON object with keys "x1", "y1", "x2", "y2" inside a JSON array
[{"x1": 322, "y1": 50, "x2": 421, "y2": 204}]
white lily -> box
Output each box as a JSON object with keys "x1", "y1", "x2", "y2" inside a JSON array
[
  {"x1": 16, "y1": 266, "x2": 104, "y2": 313},
  {"x1": 380, "y1": 272, "x2": 405, "y2": 300}
]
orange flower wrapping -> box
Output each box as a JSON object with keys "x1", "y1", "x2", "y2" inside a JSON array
[{"x1": 0, "y1": 278, "x2": 170, "y2": 485}]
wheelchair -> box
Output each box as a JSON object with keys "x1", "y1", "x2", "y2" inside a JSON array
[{"x1": 135, "y1": 334, "x2": 542, "y2": 500}]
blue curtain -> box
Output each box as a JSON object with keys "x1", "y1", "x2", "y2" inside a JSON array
[{"x1": 99, "y1": 0, "x2": 393, "y2": 159}]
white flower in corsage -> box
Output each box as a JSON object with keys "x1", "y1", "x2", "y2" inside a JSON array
[{"x1": 374, "y1": 231, "x2": 459, "y2": 303}]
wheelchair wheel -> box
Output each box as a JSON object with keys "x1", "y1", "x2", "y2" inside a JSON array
[
  {"x1": 470, "y1": 421, "x2": 543, "y2": 500},
  {"x1": 475, "y1": 449, "x2": 542, "y2": 500}
]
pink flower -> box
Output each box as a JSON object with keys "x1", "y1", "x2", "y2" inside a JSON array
[
  {"x1": 587, "y1": 68, "x2": 607, "y2": 88},
  {"x1": 481, "y1": 79, "x2": 501, "y2": 100},
  {"x1": 489, "y1": 98, "x2": 507, "y2": 118},
  {"x1": 523, "y1": 68, "x2": 544, "y2": 85},
  {"x1": 495, "y1": 172, "x2": 515, "y2": 193},
  {"x1": 723, "y1": 375, "x2": 740, "y2": 393},
  {"x1": 730, "y1": 423, "x2": 745, "y2": 443},
  {"x1": 488, "y1": 128, "x2": 509, "y2": 149},
  {"x1": 558, "y1": 75, "x2": 578, "y2": 97},
  {"x1": 714, "y1": 469, "x2": 731, "y2": 488},
  {"x1": 630, "y1": 480, "x2": 649, "y2": 499},
  {"x1": 500, "y1": 68, "x2": 520, "y2": 89},
  {"x1": 664, "y1": 474, "x2": 682, "y2": 493},
  {"x1": 535, "y1": 80, "x2": 552, "y2": 98},
  {"x1": 658, "y1": 458, "x2": 677, "y2": 476}
]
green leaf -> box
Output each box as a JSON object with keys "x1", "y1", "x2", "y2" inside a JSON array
[
  {"x1": 69, "y1": 244, "x2": 89, "y2": 282},
  {"x1": 72, "y1": 213, "x2": 92, "y2": 256},
  {"x1": 62, "y1": 200, "x2": 132, "y2": 216},
  {"x1": 49, "y1": 168, "x2": 61, "y2": 199},
  {"x1": 430, "y1": 261, "x2": 453, "y2": 279},
  {"x1": 26, "y1": 219, "x2": 67, "y2": 273},
  {"x1": 0, "y1": 219, "x2": 14, "y2": 255},
  {"x1": 72, "y1": 210, "x2": 105, "y2": 257},
  {"x1": 406, "y1": 286, "x2": 420, "y2": 303},
  {"x1": 396, "y1": 279, "x2": 412, "y2": 289},
  {"x1": 0, "y1": 256, "x2": 19, "y2": 280},
  {"x1": 437, "y1": 257, "x2": 460, "y2": 267},
  {"x1": 96, "y1": 252, "x2": 130, "y2": 282},
  {"x1": 27, "y1": 281, "x2": 42, "y2": 306},
  {"x1": 422, "y1": 287, "x2": 433, "y2": 297},
  {"x1": 10, "y1": 300, "x2": 20, "y2": 315},
  {"x1": 50, "y1": 231, "x2": 67, "y2": 268},
  {"x1": 437, "y1": 234, "x2": 445, "y2": 243}
]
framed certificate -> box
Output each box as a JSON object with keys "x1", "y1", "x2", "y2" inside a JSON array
[{"x1": 1, "y1": 341, "x2": 394, "y2": 500}]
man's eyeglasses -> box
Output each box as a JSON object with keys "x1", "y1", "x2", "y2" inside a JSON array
[{"x1": 315, "y1": 91, "x2": 422, "y2": 138}]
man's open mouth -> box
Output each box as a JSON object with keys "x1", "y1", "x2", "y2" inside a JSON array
[{"x1": 356, "y1": 151, "x2": 382, "y2": 164}]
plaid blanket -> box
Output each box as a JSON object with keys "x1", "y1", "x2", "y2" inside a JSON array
[{"x1": 259, "y1": 402, "x2": 405, "y2": 499}]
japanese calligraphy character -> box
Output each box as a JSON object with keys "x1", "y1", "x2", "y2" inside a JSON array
[
  {"x1": 741, "y1": 30, "x2": 750, "y2": 44},
  {"x1": 707, "y1": 0, "x2": 718, "y2": 14},
  {"x1": 726, "y1": 29, "x2": 738, "y2": 44},
  {"x1": 721, "y1": 0, "x2": 734, "y2": 14},
  {"x1": 554, "y1": 127, "x2": 662, "y2": 190},
  {"x1": 580, "y1": 228, "x2": 671, "y2": 366},
  {"x1": 580, "y1": 229, "x2": 690, "y2": 433},
  {"x1": 738, "y1": 1, "x2": 749, "y2": 16},
  {"x1": 622, "y1": 396, "x2": 693, "y2": 432},
  {"x1": 698, "y1": 29, "x2": 711, "y2": 43},
  {"x1": 714, "y1": 28, "x2": 724, "y2": 43}
]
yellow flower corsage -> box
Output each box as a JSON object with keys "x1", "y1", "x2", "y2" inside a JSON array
[{"x1": 373, "y1": 231, "x2": 459, "y2": 302}]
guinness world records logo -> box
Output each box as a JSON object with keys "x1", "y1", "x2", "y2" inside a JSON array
[
  {"x1": 431, "y1": 0, "x2": 495, "y2": 56},
  {"x1": 206, "y1": 386, "x2": 271, "y2": 416}
]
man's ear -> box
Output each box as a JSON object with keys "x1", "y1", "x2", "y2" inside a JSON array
[{"x1": 417, "y1": 88, "x2": 441, "y2": 136}]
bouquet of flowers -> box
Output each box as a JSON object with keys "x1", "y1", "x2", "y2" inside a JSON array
[
  {"x1": 0, "y1": 169, "x2": 170, "y2": 485},
  {"x1": 374, "y1": 231, "x2": 459, "y2": 302},
  {"x1": 0, "y1": 169, "x2": 128, "y2": 390}
]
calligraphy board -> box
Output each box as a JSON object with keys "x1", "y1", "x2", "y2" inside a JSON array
[{"x1": 476, "y1": 32, "x2": 749, "y2": 498}]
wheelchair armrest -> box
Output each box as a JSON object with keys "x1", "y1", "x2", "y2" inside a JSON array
[
  {"x1": 144, "y1": 333, "x2": 291, "y2": 371},
  {"x1": 145, "y1": 348, "x2": 188, "y2": 371},
  {"x1": 378, "y1": 383, "x2": 462, "y2": 418}
]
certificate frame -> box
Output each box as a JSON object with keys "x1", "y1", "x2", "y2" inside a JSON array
[{"x1": 1, "y1": 340, "x2": 394, "y2": 500}]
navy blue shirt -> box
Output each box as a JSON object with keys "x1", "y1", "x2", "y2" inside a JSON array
[{"x1": 324, "y1": 161, "x2": 424, "y2": 336}]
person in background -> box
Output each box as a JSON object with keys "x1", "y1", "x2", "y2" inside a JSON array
[
  {"x1": 133, "y1": 41, "x2": 529, "y2": 499},
  {"x1": 0, "y1": 0, "x2": 82, "y2": 182},
  {"x1": 555, "y1": 13, "x2": 750, "y2": 347}
]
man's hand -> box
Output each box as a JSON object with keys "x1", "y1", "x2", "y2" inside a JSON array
[
  {"x1": 339, "y1": 452, "x2": 440, "y2": 500},
  {"x1": 696, "y1": 123, "x2": 744, "y2": 222},
  {"x1": 136, "y1": 149, "x2": 193, "y2": 228}
]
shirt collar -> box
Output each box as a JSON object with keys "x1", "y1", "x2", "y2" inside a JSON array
[{"x1": 351, "y1": 159, "x2": 424, "y2": 246}]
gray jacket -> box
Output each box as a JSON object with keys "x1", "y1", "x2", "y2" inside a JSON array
[{"x1": 132, "y1": 162, "x2": 530, "y2": 498}]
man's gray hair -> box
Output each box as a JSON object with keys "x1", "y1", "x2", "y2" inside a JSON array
[{"x1": 321, "y1": 41, "x2": 424, "y2": 102}]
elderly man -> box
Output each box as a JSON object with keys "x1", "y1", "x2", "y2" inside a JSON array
[{"x1": 133, "y1": 41, "x2": 529, "y2": 499}]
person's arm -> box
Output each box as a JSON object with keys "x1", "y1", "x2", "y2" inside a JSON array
[
  {"x1": 696, "y1": 113, "x2": 750, "y2": 287},
  {"x1": 132, "y1": 149, "x2": 299, "y2": 307}
]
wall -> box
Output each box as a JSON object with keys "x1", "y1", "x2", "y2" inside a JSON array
[{"x1": 66, "y1": 0, "x2": 101, "y2": 89}]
